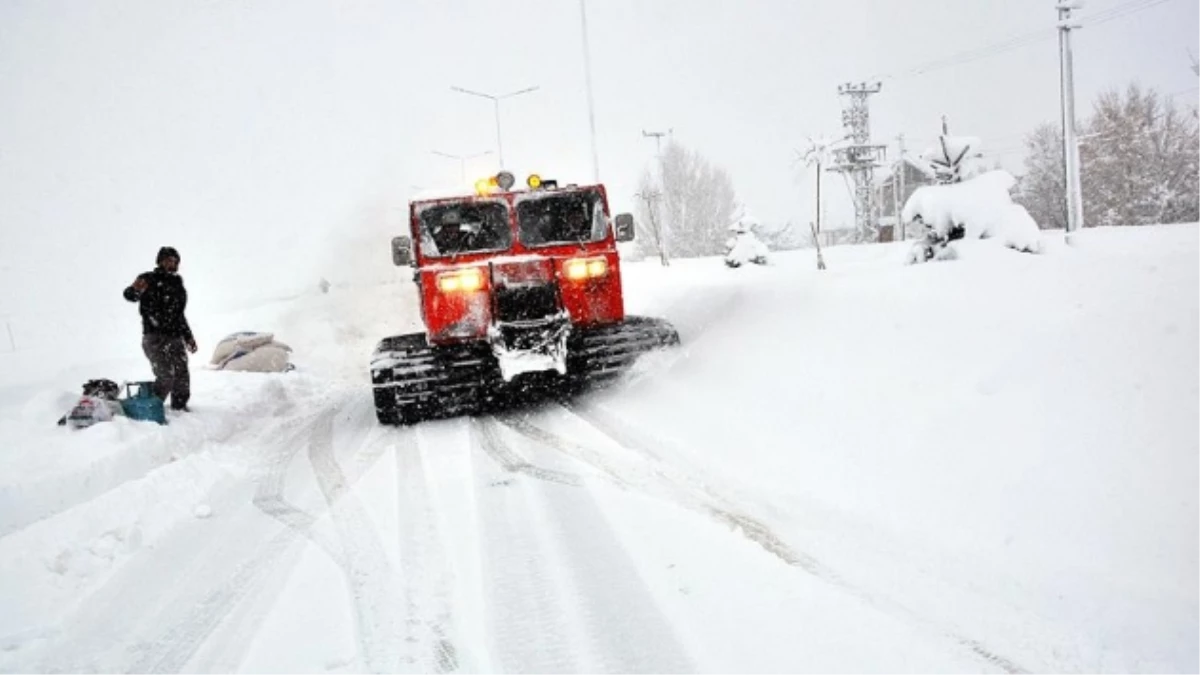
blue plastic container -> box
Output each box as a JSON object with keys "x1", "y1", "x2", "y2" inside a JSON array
[{"x1": 121, "y1": 381, "x2": 167, "y2": 425}]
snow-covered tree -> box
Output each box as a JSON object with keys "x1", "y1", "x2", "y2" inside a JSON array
[
  {"x1": 724, "y1": 217, "x2": 769, "y2": 267},
  {"x1": 903, "y1": 170, "x2": 1043, "y2": 263},
  {"x1": 633, "y1": 169, "x2": 669, "y2": 265},
  {"x1": 757, "y1": 221, "x2": 808, "y2": 251},
  {"x1": 910, "y1": 135, "x2": 987, "y2": 185},
  {"x1": 636, "y1": 140, "x2": 739, "y2": 260},
  {"x1": 1014, "y1": 123, "x2": 1068, "y2": 230},
  {"x1": 1017, "y1": 84, "x2": 1198, "y2": 229},
  {"x1": 1079, "y1": 84, "x2": 1199, "y2": 227},
  {"x1": 898, "y1": 124, "x2": 1042, "y2": 262}
]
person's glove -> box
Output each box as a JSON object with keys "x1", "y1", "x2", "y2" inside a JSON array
[{"x1": 186, "y1": 338, "x2": 198, "y2": 354}]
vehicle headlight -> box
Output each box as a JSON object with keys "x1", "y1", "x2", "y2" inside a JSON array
[
  {"x1": 564, "y1": 257, "x2": 608, "y2": 281},
  {"x1": 436, "y1": 268, "x2": 485, "y2": 292}
]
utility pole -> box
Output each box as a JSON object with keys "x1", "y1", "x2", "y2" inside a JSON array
[
  {"x1": 579, "y1": 0, "x2": 600, "y2": 182},
  {"x1": 635, "y1": 188, "x2": 668, "y2": 266},
  {"x1": 815, "y1": 156, "x2": 822, "y2": 236},
  {"x1": 1057, "y1": 0, "x2": 1084, "y2": 242},
  {"x1": 891, "y1": 159, "x2": 901, "y2": 243},
  {"x1": 829, "y1": 82, "x2": 887, "y2": 243},
  {"x1": 642, "y1": 129, "x2": 672, "y2": 265},
  {"x1": 897, "y1": 133, "x2": 907, "y2": 241}
]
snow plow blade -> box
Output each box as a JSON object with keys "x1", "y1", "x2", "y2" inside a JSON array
[{"x1": 370, "y1": 315, "x2": 679, "y2": 425}]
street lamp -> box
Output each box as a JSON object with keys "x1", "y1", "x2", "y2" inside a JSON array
[
  {"x1": 579, "y1": 0, "x2": 600, "y2": 182},
  {"x1": 450, "y1": 85, "x2": 539, "y2": 169},
  {"x1": 431, "y1": 149, "x2": 493, "y2": 183}
]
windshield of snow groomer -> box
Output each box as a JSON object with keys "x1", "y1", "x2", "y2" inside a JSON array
[
  {"x1": 516, "y1": 190, "x2": 608, "y2": 247},
  {"x1": 417, "y1": 201, "x2": 512, "y2": 258}
]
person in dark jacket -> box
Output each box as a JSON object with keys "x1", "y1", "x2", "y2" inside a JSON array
[{"x1": 123, "y1": 246, "x2": 198, "y2": 411}]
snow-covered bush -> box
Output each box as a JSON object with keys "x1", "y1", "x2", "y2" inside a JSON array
[
  {"x1": 902, "y1": 169, "x2": 1043, "y2": 263},
  {"x1": 724, "y1": 218, "x2": 769, "y2": 268}
]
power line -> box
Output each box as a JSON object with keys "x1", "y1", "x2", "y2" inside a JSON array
[
  {"x1": 1087, "y1": 0, "x2": 1175, "y2": 26},
  {"x1": 871, "y1": 27, "x2": 1054, "y2": 80},
  {"x1": 869, "y1": 0, "x2": 1184, "y2": 81}
]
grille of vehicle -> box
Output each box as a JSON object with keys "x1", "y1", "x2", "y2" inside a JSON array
[{"x1": 494, "y1": 283, "x2": 559, "y2": 322}]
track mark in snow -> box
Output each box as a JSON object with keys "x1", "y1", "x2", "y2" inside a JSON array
[
  {"x1": 25, "y1": 411, "x2": 328, "y2": 673},
  {"x1": 706, "y1": 508, "x2": 826, "y2": 576},
  {"x1": 130, "y1": 397, "x2": 381, "y2": 672},
  {"x1": 468, "y1": 416, "x2": 695, "y2": 672},
  {"x1": 307, "y1": 408, "x2": 404, "y2": 673},
  {"x1": 181, "y1": 397, "x2": 394, "y2": 671},
  {"x1": 136, "y1": 394, "x2": 401, "y2": 674},
  {"x1": 508, "y1": 404, "x2": 1029, "y2": 674},
  {"x1": 251, "y1": 412, "x2": 346, "y2": 566},
  {"x1": 960, "y1": 638, "x2": 1030, "y2": 674},
  {"x1": 498, "y1": 408, "x2": 827, "y2": 576},
  {"x1": 474, "y1": 417, "x2": 582, "y2": 486},
  {"x1": 388, "y1": 425, "x2": 461, "y2": 673},
  {"x1": 126, "y1": 527, "x2": 306, "y2": 673}
]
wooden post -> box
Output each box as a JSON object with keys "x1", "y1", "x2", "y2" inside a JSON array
[
  {"x1": 815, "y1": 158, "x2": 821, "y2": 237},
  {"x1": 810, "y1": 221, "x2": 827, "y2": 271},
  {"x1": 897, "y1": 133, "x2": 907, "y2": 241}
]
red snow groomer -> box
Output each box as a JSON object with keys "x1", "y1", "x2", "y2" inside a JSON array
[{"x1": 371, "y1": 171, "x2": 679, "y2": 425}]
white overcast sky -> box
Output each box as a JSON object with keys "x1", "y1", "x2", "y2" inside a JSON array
[{"x1": 1, "y1": 0, "x2": 1197, "y2": 315}]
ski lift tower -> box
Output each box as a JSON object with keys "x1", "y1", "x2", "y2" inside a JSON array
[{"x1": 829, "y1": 82, "x2": 888, "y2": 242}]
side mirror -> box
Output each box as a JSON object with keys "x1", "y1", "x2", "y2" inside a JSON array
[
  {"x1": 392, "y1": 236, "x2": 413, "y2": 266},
  {"x1": 614, "y1": 213, "x2": 635, "y2": 242}
]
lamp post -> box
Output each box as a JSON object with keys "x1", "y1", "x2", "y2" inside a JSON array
[
  {"x1": 450, "y1": 85, "x2": 539, "y2": 169},
  {"x1": 579, "y1": 0, "x2": 600, "y2": 182},
  {"x1": 431, "y1": 149, "x2": 493, "y2": 183}
]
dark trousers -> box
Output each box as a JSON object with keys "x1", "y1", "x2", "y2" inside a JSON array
[{"x1": 142, "y1": 334, "x2": 190, "y2": 408}]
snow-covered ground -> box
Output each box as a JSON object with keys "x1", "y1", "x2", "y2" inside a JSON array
[{"x1": 0, "y1": 225, "x2": 1196, "y2": 673}]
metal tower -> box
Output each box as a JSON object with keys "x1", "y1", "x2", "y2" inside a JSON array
[{"x1": 829, "y1": 82, "x2": 888, "y2": 242}]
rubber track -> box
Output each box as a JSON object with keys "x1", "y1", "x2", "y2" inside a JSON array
[{"x1": 371, "y1": 316, "x2": 679, "y2": 424}]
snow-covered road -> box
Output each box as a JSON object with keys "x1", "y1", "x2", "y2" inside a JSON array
[
  {"x1": 4, "y1": 385, "x2": 999, "y2": 672},
  {"x1": 1, "y1": 226, "x2": 1196, "y2": 673}
]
